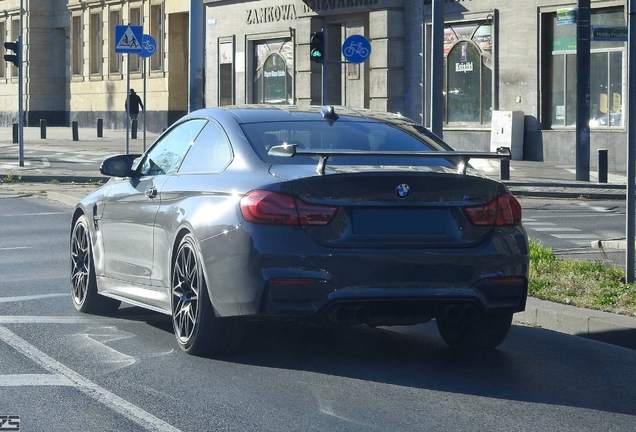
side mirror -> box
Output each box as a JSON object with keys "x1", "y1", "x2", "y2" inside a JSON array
[{"x1": 100, "y1": 154, "x2": 141, "y2": 177}]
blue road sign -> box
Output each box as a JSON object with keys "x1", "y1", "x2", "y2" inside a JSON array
[
  {"x1": 342, "y1": 35, "x2": 371, "y2": 64},
  {"x1": 115, "y1": 25, "x2": 143, "y2": 53},
  {"x1": 139, "y1": 35, "x2": 157, "y2": 58}
]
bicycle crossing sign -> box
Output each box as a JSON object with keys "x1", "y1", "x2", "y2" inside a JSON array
[
  {"x1": 115, "y1": 25, "x2": 143, "y2": 53},
  {"x1": 342, "y1": 35, "x2": 371, "y2": 64},
  {"x1": 139, "y1": 35, "x2": 157, "y2": 58}
]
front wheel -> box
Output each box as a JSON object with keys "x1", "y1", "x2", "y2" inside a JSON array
[
  {"x1": 70, "y1": 215, "x2": 121, "y2": 314},
  {"x1": 436, "y1": 312, "x2": 513, "y2": 350},
  {"x1": 171, "y1": 234, "x2": 244, "y2": 356}
]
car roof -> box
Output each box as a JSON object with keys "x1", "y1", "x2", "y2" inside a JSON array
[{"x1": 186, "y1": 105, "x2": 418, "y2": 127}]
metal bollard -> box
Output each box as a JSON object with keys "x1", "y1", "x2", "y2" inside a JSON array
[
  {"x1": 40, "y1": 119, "x2": 47, "y2": 139},
  {"x1": 97, "y1": 118, "x2": 103, "y2": 138},
  {"x1": 131, "y1": 119, "x2": 138, "y2": 139},
  {"x1": 499, "y1": 157, "x2": 510, "y2": 181},
  {"x1": 597, "y1": 149, "x2": 608, "y2": 183},
  {"x1": 12, "y1": 123, "x2": 18, "y2": 143},
  {"x1": 72, "y1": 121, "x2": 79, "y2": 141}
]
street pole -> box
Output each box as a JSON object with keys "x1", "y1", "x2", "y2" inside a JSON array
[
  {"x1": 430, "y1": 0, "x2": 444, "y2": 138},
  {"x1": 575, "y1": 0, "x2": 591, "y2": 181},
  {"x1": 189, "y1": 0, "x2": 205, "y2": 112},
  {"x1": 322, "y1": 28, "x2": 328, "y2": 105},
  {"x1": 125, "y1": 53, "x2": 130, "y2": 155},
  {"x1": 143, "y1": 56, "x2": 147, "y2": 151},
  {"x1": 626, "y1": 0, "x2": 636, "y2": 282},
  {"x1": 18, "y1": 0, "x2": 24, "y2": 167}
]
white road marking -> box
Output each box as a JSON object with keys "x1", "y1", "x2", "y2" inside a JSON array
[
  {"x1": 524, "y1": 213, "x2": 620, "y2": 219},
  {"x1": 0, "y1": 293, "x2": 67, "y2": 303},
  {"x1": 0, "y1": 212, "x2": 66, "y2": 217},
  {"x1": 0, "y1": 316, "x2": 110, "y2": 324},
  {"x1": 530, "y1": 227, "x2": 581, "y2": 232},
  {"x1": 551, "y1": 233, "x2": 601, "y2": 239},
  {"x1": 0, "y1": 247, "x2": 31, "y2": 251},
  {"x1": 523, "y1": 222, "x2": 557, "y2": 226},
  {"x1": 0, "y1": 325, "x2": 181, "y2": 432},
  {"x1": 0, "y1": 315, "x2": 169, "y2": 324},
  {"x1": 0, "y1": 374, "x2": 74, "y2": 386},
  {"x1": 71, "y1": 327, "x2": 137, "y2": 372}
]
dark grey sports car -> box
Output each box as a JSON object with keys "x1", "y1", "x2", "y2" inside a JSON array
[{"x1": 70, "y1": 105, "x2": 528, "y2": 355}]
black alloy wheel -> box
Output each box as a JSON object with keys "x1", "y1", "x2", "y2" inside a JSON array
[
  {"x1": 171, "y1": 234, "x2": 243, "y2": 355},
  {"x1": 70, "y1": 215, "x2": 120, "y2": 314}
]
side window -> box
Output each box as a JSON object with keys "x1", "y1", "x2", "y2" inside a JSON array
[
  {"x1": 140, "y1": 119, "x2": 208, "y2": 176},
  {"x1": 179, "y1": 122, "x2": 233, "y2": 174}
]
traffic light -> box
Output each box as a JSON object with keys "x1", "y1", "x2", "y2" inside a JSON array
[
  {"x1": 4, "y1": 40, "x2": 19, "y2": 67},
  {"x1": 310, "y1": 31, "x2": 324, "y2": 64}
]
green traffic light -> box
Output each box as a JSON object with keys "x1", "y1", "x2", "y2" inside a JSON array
[{"x1": 310, "y1": 31, "x2": 324, "y2": 64}]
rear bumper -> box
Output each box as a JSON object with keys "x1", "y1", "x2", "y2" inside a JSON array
[
  {"x1": 200, "y1": 225, "x2": 529, "y2": 321},
  {"x1": 262, "y1": 278, "x2": 528, "y2": 326}
]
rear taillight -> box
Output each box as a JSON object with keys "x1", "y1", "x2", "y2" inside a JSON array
[
  {"x1": 463, "y1": 193, "x2": 522, "y2": 226},
  {"x1": 240, "y1": 190, "x2": 337, "y2": 226}
]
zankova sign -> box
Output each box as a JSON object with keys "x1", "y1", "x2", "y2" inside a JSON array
[{"x1": 246, "y1": 4, "x2": 297, "y2": 25}]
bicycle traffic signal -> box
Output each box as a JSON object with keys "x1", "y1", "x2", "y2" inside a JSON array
[
  {"x1": 4, "y1": 40, "x2": 19, "y2": 67},
  {"x1": 310, "y1": 31, "x2": 324, "y2": 64}
]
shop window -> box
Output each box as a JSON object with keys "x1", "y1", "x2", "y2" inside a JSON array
[
  {"x1": 150, "y1": 4, "x2": 163, "y2": 71},
  {"x1": 72, "y1": 15, "x2": 82, "y2": 76},
  {"x1": 442, "y1": 22, "x2": 493, "y2": 125},
  {"x1": 219, "y1": 42, "x2": 233, "y2": 106},
  {"x1": 253, "y1": 39, "x2": 293, "y2": 105},
  {"x1": 90, "y1": 12, "x2": 102, "y2": 75},
  {"x1": 109, "y1": 10, "x2": 121, "y2": 74},
  {"x1": 549, "y1": 9, "x2": 625, "y2": 128}
]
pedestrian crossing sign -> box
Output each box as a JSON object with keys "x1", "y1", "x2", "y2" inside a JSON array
[{"x1": 115, "y1": 25, "x2": 143, "y2": 53}]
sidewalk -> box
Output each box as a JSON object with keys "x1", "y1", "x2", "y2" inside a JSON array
[
  {"x1": 0, "y1": 126, "x2": 635, "y2": 350},
  {"x1": 0, "y1": 125, "x2": 158, "y2": 183}
]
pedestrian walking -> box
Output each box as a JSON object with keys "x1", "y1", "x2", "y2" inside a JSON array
[{"x1": 125, "y1": 89, "x2": 144, "y2": 120}]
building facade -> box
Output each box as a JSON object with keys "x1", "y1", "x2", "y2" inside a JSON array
[
  {"x1": 0, "y1": 0, "x2": 194, "y2": 132},
  {"x1": 203, "y1": 0, "x2": 628, "y2": 170},
  {"x1": 0, "y1": 0, "x2": 630, "y2": 170}
]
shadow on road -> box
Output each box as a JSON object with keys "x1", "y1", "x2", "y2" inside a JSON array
[
  {"x1": 110, "y1": 306, "x2": 636, "y2": 418},
  {"x1": 228, "y1": 320, "x2": 636, "y2": 417}
]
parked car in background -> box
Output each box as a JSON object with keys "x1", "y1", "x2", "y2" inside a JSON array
[{"x1": 70, "y1": 105, "x2": 529, "y2": 355}]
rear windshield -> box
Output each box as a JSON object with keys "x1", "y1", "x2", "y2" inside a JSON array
[{"x1": 241, "y1": 120, "x2": 456, "y2": 167}]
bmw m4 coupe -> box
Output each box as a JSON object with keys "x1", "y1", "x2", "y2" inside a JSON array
[{"x1": 70, "y1": 105, "x2": 528, "y2": 355}]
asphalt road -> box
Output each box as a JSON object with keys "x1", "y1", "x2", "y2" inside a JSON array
[
  {"x1": 520, "y1": 197, "x2": 628, "y2": 268},
  {"x1": 1, "y1": 194, "x2": 635, "y2": 431}
]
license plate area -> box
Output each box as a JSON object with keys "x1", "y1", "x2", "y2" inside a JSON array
[{"x1": 352, "y1": 209, "x2": 451, "y2": 235}]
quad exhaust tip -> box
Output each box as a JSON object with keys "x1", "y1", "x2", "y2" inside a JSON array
[
  {"x1": 327, "y1": 303, "x2": 481, "y2": 325},
  {"x1": 328, "y1": 305, "x2": 371, "y2": 324}
]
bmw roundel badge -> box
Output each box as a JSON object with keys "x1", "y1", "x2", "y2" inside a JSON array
[{"x1": 396, "y1": 183, "x2": 410, "y2": 199}]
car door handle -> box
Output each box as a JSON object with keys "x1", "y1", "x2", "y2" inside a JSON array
[{"x1": 145, "y1": 187, "x2": 158, "y2": 199}]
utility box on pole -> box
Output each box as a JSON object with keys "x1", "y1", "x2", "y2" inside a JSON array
[{"x1": 490, "y1": 110, "x2": 524, "y2": 160}]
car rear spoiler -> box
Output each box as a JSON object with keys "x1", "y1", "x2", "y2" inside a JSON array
[{"x1": 267, "y1": 143, "x2": 511, "y2": 176}]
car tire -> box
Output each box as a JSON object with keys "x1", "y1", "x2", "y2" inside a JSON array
[
  {"x1": 436, "y1": 312, "x2": 513, "y2": 350},
  {"x1": 171, "y1": 234, "x2": 244, "y2": 356},
  {"x1": 70, "y1": 215, "x2": 121, "y2": 314}
]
